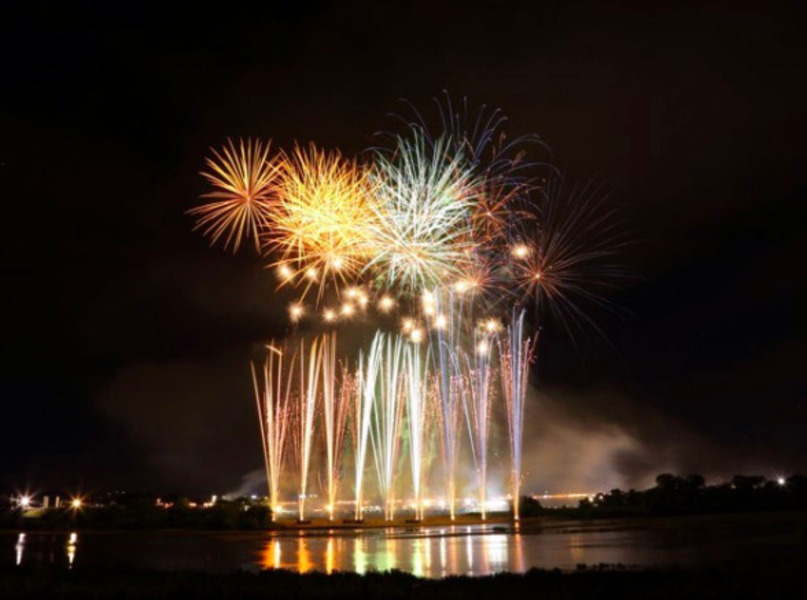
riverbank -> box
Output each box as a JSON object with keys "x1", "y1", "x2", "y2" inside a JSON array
[
  {"x1": 270, "y1": 512, "x2": 512, "y2": 530},
  {"x1": 5, "y1": 507, "x2": 807, "y2": 536},
  {"x1": 2, "y1": 559, "x2": 806, "y2": 599}
]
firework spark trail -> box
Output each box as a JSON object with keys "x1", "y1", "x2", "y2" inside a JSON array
[
  {"x1": 368, "y1": 333, "x2": 405, "y2": 520},
  {"x1": 320, "y1": 335, "x2": 335, "y2": 519},
  {"x1": 405, "y1": 342, "x2": 429, "y2": 520},
  {"x1": 364, "y1": 132, "x2": 478, "y2": 297},
  {"x1": 338, "y1": 364, "x2": 357, "y2": 512},
  {"x1": 295, "y1": 338, "x2": 323, "y2": 521},
  {"x1": 320, "y1": 334, "x2": 351, "y2": 520},
  {"x1": 430, "y1": 290, "x2": 466, "y2": 521},
  {"x1": 353, "y1": 336, "x2": 382, "y2": 520},
  {"x1": 460, "y1": 329, "x2": 496, "y2": 520},
  {"x1": 251, "y1": 344, "x2": 292, "y2": 521},
  {"x1": 498, "y1": 310, "x2": 536, "y2": 521},
  {"x1": 189, "y1": 138, "x2": 280, "y2": 252}
]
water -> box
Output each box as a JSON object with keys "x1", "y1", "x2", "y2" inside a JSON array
[{"x1": 3, "y1": 515, "x2": 803, "y2": 577}]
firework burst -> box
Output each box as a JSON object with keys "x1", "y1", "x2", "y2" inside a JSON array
[
  {"x1": 513, "y1": 177, "x2": 626, "y2": 341},
  {"x1": 362, "y1": 132, "x2": 480, "y2": 297},
  {"x1": 190, "y1": 138, "x2": 280, "y2": 252},
  {"x1": 395, "y1": 93, "x2": 547, "y2": 245},
  {"x1": 266, "y1": 143, "x2": 376, "y2": 300}
]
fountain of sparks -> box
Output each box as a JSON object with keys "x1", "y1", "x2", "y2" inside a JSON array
[
  {"x1": 498, "y1": 310, "x2": 536, "y2": 522},
  {"x1": 252, "y1": 344, "x2": 292, "y2": 521},
  {"x1": 369, "y1": 333, "x2": 406, "y2": 521},
  {"x1": 430, "y1": 290, "x2": 465, "y2": 521},
  {"x1": 320, "y1": 335, "x2": 351, "y2": 521},
  {"x1": 294, "y1": 338, "x2": 323, "y2": 521},
  {"x1": 405, "y1": 342, "x2": 429, "y2": 520},
  {"x1": 353, "y1": 338, "x2": 381, "y2": 520},
  {"x1": 461, "y1": 327, "x2": 496, "y2": 520}
]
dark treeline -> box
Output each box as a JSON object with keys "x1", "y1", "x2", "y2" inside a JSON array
[
  {"x1": 0, "y1": 496, "x2": 272, "y2": 531},
  {"x1": 523, "y1": 473, "x2": 807, "y2": 518}
]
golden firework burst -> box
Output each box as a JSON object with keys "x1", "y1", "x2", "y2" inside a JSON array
[{"x1": 189, "y1": 138, "x2": 281, "y2": 252}]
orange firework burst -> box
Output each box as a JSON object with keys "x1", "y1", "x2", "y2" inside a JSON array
[
  {"x1": 266, "y1": 143, "x2": 377, "y2": 299},
  {"x1": 189, "y1": 138, "x2": 281, "y2": 252},
  {"x1": 452, "y1": 254, "x2": 494, "y2": 299},
  {"x1": 471, "y1": 180, "x2": 524, "y2": 246},
  {"x1": 512, "y1": 178, "x2": 625, "y2": 340}
]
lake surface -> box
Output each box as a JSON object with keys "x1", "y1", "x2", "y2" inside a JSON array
[{"x1": 3, "y1": 514, "x2": 804, "y2": 578}]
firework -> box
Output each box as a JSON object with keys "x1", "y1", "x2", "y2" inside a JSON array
[
  {"x1": 396, "y1": 93, "x2": 544, "y2": 248},
  {"x1": 266, "y1": 143, "x2": 376, "y2": 300},
  {"x1": 369, "y1": 333, "x2": 406, "y2": 520},
  {"x1": 513, "y1": 177, "x2": 625, "y2": 341},
  {"x1": 461, "y1": 328, "x2": 495, "y2": 520},
  {"x1": 251, "y1": 344, "x2": 292, "y2": 520},
  {"x1": 190, "y1": 138, "x2": 280, "y2": 252},
  {"x1": 294, "y1": 337, "x2": 323, "y2": 521},
  {"x1": 498, "y1": 310, "x2": 536, "y2": 521},
  {"x1": 190, "y1": 96, "x2": 621, "y2": 525},
  {"x1": 430, "y1": 291, "x2": 467, "y2": 521},
  {"x1": 364, "y1": 132, "x2": 479, "y2": 297},
  {"x1": 320, "y1": 335, "x2": 351, "y2": 520},
  {"x1": 405, "y1": 342, "x2": 429, "y2": 520},
  {"x1": 353, "y1": 337, "x2": 381, "y2": 520}
]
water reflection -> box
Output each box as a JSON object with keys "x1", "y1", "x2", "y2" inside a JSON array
[
  {"x1": 569, "y1": 533, "x2": 584, "y2": 564},
  {"x1": 297, "y1": 537, "x2": 313, "y2": 573},
  {"x1": 325, "y1": 537, "x2": 335, "y2": 574},
  {"x1": 448, "y1": 529, "x2": 458, "y2": 574},
  {"x1": 15, "y1": 533, "x2": 25, "y2": 566},
  {"x1": 10, "y1": 520, "x2": 768, "y2": 575},
  {"x1": 512, "y1": 533, "x2": 524, "y2": 573},
  {"x1": 382, "y1": 536, "x2": 396, "y2": 572},
  {"x1": 67, "y1": 532, "x2": 77, "y2": 568},
  {"x1": 9, "y1": 527, "x2": 528, "y2": 576},
  {"x1": 486, "y1": 534, "x2": 508, "y2": 570},
  {"x1": 411, "y1": 538, "x2": 424, "y2": 577},
  {"x1": 260, "y1": 539, "x2": 282, "y2": 570},
  {"x1": 12, "y1": 531, "x2": 79, "y2": 568},
  {"x1": 242, "y1": 528, "x2": 534, "y2": 578},
  {"x1": 353, "y1": 536, "x2": 367, "y2": 574}
]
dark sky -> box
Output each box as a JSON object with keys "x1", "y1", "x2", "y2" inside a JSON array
[{"x1": 2, "y1": 2, "x2": 805, "y2": 497}]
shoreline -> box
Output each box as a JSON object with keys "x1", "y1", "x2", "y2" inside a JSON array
[{"x1": 2, "y1": 508, "x2": 806, "y2": 536}]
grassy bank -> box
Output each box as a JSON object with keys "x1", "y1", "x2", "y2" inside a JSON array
[{"x1": 2, "y1": 561, "x2": 806, "y2": 600}]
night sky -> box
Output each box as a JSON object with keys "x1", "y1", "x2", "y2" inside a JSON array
[{"x1": 2, "y1": 2, "x2": 805, "y2": 497}]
